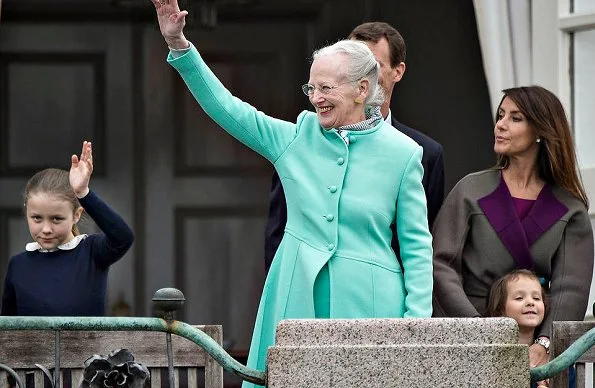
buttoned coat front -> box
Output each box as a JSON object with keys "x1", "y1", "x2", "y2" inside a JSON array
[{"x1": 168, "y1": 46, "x2": 433, "y2": 386}]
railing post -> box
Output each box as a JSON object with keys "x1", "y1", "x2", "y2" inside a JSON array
[
  {"x1": 152, "y1": 288, "x2": 186, "y2": 388},
  {"x1": 54, "y1": 330, "x2": 61, "y2": 388}
]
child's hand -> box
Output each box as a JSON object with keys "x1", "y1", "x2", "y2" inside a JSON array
[{"x1": 70, "y1": 141, "x2": 93, "y2": 198}]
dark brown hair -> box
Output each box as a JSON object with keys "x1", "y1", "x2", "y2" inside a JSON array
[
  {"x1": 495, "y1": 86, "x2": 588, "y2": 208},
  {"x1": 348, "y1": 22, "x2": 406, "y2": 68},
  {"x1": 24, "y1": 168, "x2": 81, "y2": 235},
  {"x1": 487, "y1": 269, "x2": 548, "y2": 318}
]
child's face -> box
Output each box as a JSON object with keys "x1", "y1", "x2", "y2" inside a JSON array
[
  {"x1": 26, "y1": 193, "x2": 83, "y2": 250},
  {"x1": 503, "y1": 276, "x2": 545, "y2": 329}
]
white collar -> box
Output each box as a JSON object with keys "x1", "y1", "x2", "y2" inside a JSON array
[
  {"x1": 25, "y1": 234, "x2": 88, "y2": 252},
  {"x1": 385, "y1": 109, "x2": 392, "y2": 125}
]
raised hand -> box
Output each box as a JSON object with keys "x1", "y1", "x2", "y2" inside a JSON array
[
  {"x1": 149, "y1": 0, "x2": 190, "y2": 49},
  {"x1": 70, "y1": 141, "x2": 93, "y2": 198}
]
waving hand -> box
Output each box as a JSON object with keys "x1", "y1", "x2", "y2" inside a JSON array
[
  {"x1": 149, "y1": 0, "x2": 190, "y2": 49},
  {"x1": 70, "y1": 141, "x2": 93, "y2": 198}
]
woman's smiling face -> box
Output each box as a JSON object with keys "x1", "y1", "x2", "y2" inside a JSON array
[{"x1": 307, "y1": 53, "x2": 365, "y2": 129}]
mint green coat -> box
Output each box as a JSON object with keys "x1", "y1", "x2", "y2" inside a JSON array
[{"x1": 168, "y1": 46, "x2": 433, "y2": 387}]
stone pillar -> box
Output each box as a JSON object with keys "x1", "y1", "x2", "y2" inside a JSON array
[{"x1": 267, "y1": 318, "x2": 528, "y2": 387}]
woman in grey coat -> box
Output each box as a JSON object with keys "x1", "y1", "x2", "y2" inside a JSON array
[{"x1": 433, "y1": 86, "x2": 593, "y2": 369}]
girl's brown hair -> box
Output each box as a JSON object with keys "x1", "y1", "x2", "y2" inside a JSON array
[
  {"x1": 24, "y1": 168, "x2": 82, "y2": 235},
  {"x1": 487, "y1": 269, "x2": 548, "y2": 317},
  {"x1": 495, "y1": 86, "x2": 589, "y2": 208}
]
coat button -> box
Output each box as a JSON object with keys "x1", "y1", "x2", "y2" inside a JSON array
[
  {"x1": 349, "y1": 135, "x2": 357, "y2": 143},
  {"x1": 325, "y1": 214, "x2": 334, "y2": 222},
  {"x1": 337, "y1": 157, "x2": 344, "y2": 165},
  {"x1": 327, "y1": 243, "x2": 335, "y2": 251},
  {"x1": 329, "y1": 186, "x2": 337, "y2": 193}
]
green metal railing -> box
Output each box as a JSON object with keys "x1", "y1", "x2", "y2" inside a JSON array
[
  {"x1": 1, "y1": 287, "x2": 594, "y2": 387},
  {"x1": 531, "y1": 326, "x2": 595, "y2": 382},
  {"x1": 0, "y1": 316, "x2": 266, "y2": 386}
]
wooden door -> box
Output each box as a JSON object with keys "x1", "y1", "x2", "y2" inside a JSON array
[{"x1": 0, "y1": 22, "x2": 136, "y2": 314}]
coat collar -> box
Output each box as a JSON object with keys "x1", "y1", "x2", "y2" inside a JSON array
[{"x1": 477, "y1": 175, "x2": 568, "y2": 269}]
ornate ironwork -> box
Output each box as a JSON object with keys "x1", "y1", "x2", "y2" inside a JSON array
[
  {"x1": 80, "y1": 348, "x2": 150, "y2": 388},
  {"x1": 152, "y1": 287, "x2": 185, "y2": 388},
  {"x1": 34, "y1": 363, "x2": 55, "y2": 387},
  {"x1": 0, "y1": 363, "x2": 24, "y2": 388}
]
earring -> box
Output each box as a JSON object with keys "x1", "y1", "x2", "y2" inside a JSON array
[
  {"x1": 354, "y1": 96, "x2": 364, "y2": 104},
  {"x1": 536, "y1": 138, "x2": 541, "y2": 143}
]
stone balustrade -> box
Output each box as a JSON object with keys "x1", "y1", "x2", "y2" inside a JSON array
[{"x1": 267, "y1": 317, "x2": 528, "y2": 387}]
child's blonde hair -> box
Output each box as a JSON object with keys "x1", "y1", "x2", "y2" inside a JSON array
[{"x1": 487, "y1": 269, "x2": 548, "y2": 317}]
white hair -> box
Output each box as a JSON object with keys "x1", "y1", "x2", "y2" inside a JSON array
[{"x1": 312, "y1": 39, "x2": 385, "y2": 106}]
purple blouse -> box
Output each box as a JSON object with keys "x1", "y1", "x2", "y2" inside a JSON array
[{"x1": 512, "y1": 197, "x2": 536, "y2": 221}]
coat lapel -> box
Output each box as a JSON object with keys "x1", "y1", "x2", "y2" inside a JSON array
[
  {"x1": 477, "y1": 176, "x2": 568, "y2": 269},
  {"x1": 478, "y1": 178, "x2": 534, "y2": 269},
  {"x1": 522, "y1": 184, "x2": 569, "y2": 246}
]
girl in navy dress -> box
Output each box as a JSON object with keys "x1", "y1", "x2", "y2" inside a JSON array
[{"x1": 1, "y1": 141, "x2": 134, "y2": 316}]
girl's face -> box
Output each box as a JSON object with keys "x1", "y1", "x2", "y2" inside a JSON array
[
  {"x1": 26, "y1": 193, "x2": 83, "y2": 250},
  {"x1": 503, "y1": 276, "x2": 545, "y2": 330}
]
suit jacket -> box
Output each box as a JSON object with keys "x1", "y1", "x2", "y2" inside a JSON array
[
  {"x1": 265, "y1": 116, "x2": 444, "y2": 273},
  {"x1": 432, "y1": 169, "x2": 594, "y2": 338}
]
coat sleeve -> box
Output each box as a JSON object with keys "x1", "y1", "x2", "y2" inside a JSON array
[
  {"x1": 431, "y1": 179, "x2": 482, "y2": 317},
  {"x1": 1, "y1": 260, "x2": 17, "y2": 315},
  {"x1": 167, "y1": 44, "x2": 298, "y2": 163},
  {"x1": 80, "y1": 191, "x2": 135, "y2": 269},
  {"x1": 537, "y1": 206, "x2": 594, "y2": 338},
  {"x1": 396, "y1": 146, "x2": 434, "y2": 318}
]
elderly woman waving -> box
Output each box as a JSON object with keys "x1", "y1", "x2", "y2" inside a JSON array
[{"x1": 150, "y1": 1, "x2": 433, "y2": 385}]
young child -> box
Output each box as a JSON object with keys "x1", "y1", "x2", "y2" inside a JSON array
[
  {"x1": 1, "y1": 141, "x2": 134, "y2": 316},
  {"x1": 488, "y1": 269, "x2": 574, "y2": 388}
]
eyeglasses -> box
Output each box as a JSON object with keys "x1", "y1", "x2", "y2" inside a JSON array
[{"x1": 301, "y1": 82, "x2": 352, "y2": 96}]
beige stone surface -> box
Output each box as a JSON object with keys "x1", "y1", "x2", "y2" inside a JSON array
[{"x1": 267, "y1": 318, "x2": 529, "y2": 387}]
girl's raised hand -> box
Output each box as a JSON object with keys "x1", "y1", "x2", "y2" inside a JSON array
[
  {"x1": 149, "y1": 0, "x2": 190, "y2": 49},
  {"x1": 70, "y1": 141, "x2": 93, "y2": 198}
]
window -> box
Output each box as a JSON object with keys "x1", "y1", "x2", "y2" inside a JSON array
[{"x1": 533, "y1": 1, "x2": 595, "y2": 324}]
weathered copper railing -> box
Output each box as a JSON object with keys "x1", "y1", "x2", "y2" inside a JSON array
[
  {"x1": 0, "y1": 316, "x2": 266, "y2": 386},
  {"x1": 530, "y1": 326, "x2": 595, "y2": 383},
  {"x1": 1, "y1": 286, "x2": 594, "y2": 387}
]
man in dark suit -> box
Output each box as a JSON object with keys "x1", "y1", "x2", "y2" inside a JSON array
[{"x1": 264, "y1": 22, "x2": 444, "y2": 274}]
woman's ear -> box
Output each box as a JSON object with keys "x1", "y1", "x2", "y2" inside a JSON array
[
  {"x1": 73, "y1": 206, "x2": 84, "y2": 224},
  {"x1": 358, "y1": 79, "x2": 370, "y2": 100}
]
